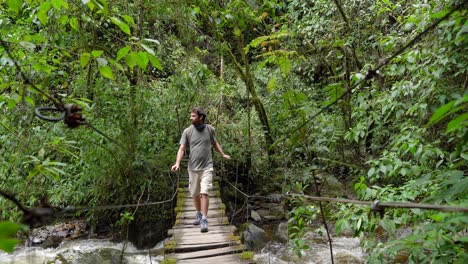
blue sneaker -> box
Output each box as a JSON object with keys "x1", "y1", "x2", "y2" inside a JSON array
[
  {"x1": 193, "y1": 211, "x2": 202, "y2": 225},
  {"x1": 201, "y1": 218, "x2": 208, "y2": 233}
]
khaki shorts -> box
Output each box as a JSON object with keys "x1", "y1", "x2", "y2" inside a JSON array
[{"x1": 188, "y1": 168, "x2": 213, "y2": 197}]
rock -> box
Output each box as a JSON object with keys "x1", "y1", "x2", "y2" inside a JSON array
[
  {"x1": 256, "y1": 209, "x2": 270, "y2": 218},
  {"x1": 273, "y1": 222, "x2": 289, "y2": 243},
  {"x1": 242, "y1": 223, "x2": 267, "y2": 251},
  {"x1": 40, "y1": 236, "x2": 62, "y2": 248},
  {"x1": 251, "y1": 210, "x2": 262, "y2": 222},
  {"x1": 335, "y1": 251, "x2": 364, "y2": 264}
]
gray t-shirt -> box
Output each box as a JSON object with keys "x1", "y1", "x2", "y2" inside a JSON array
[{"x1": 180, "y1": 125, "x2": 215, "y2": 171}]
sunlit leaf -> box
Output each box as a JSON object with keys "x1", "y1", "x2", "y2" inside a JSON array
[
  {"x1": 69, "y1": 17, "x2": 79, "y2": 31},
  {"x1": 125, "y1": 52, "x2": 139, "y2": 69},
  {"x1": 148, "y1": 54, "x2": 162, "y2": 70},
  {"x1": 7, "y1": 0, "x2": 21, "y2": 14},
  {"x1": 143, "y1": 38, "x2": 160, "y2": 45},
  {"x1": 80, "y1": 53, "x2": 91, "y2": 68},
  {"x1": 99, "y1": 65, "x2": 114, "y2": 80},
  {"x1": 37, "y1": 2, "x2": 52, "y2": 25},
  {"x1": 116, "y1": 46, "x2": 130, "y2": 61},
  {"x1": 121, "y1": 15, "x2": 135, "y2": 25},
  {"x1": 110, "y1": 16, "x2": 131, "y2": 36},
  {"x1": 140, "y1": 44, "x2": 155, "y2": 56},
  {"x1": 137, "y1": 52, "x2": 149, "y2": 70},
  {"x1": 446, "y1": 113, "x2": 468, "y2": 133},
  {"x1": 96, "y1": 57, "x2": 108, "y2": 67},
  {"x1": 19, "y1": 42, "x2": 36, "y2": 52},
  {"x1": 91, "y1": 50, "x2": 103, "y2": 57}
]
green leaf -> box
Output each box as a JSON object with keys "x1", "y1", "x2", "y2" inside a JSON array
[
  {"x1": 116, "y1": 46, "x2": 130, "y2": 61},
  {"x1": 69, "y1": 17, "x2": 79, "y2": 31},
  {"x1": 427, "y1": 101, "x2": 455, "y2": 126},
  {"x1": 80, "y1": 53, "x2": 91, "y2": 68},
  {"x1": 446, "y1": 113, "x2": 468, "y2": 133},
  {"x1": 109, "y1": 59, "x2": 124, "y2": 71},
  {"x1": 0, "y1": 222, "x2": 22, "y2": 238},
  {"x1": 368, "y1": 167, "x2": 375, "y2": 178},
  {"x1": 140, "y1": 43, "x2": 155, "y2": 55},
  {"x1": 91, "y1": 50, "x2": 103, "y2": 57},
  {"x1": 431, "y1": 9, "x2": 449, "y2": 19},
  {"x1": 37, "y1": 2, "x2": 52, "y2": 25},
  {"x1": 137, "y1": 52, "x2": 149, "y2": 70},
  {"x1": 99, "y1": 65, "x2": 114, "y2": 80},
  {"x1": 121, "y1": 15, "x2": 135, "y2": 25},
  {"x1": 7, "y1": 0, "x2": 21, "y2": 14},
  {"x1": 125, "y1": 52, "x2": 139, "y2": 69},
  {"x1": 96, "y1": 57, "x2": 108, "y2": 67},
  {"x1": 148, "y1": 54, "x2": 162, "y2": 70},
  {"x1": 110, "y1": 16, "x2": 131, "y2": 36},
  {"x1": 143, "y1": 38, "x2": 160, "y2": 45},
  {"x1": 0, "y1": 238, "x2": 20, "y2": 253},
  {"x1": 379, "y1": 219, "x2": 395, "y2": 234},
  {"x1": 267, "y1": 77, "x2": 277, "y2": 92}
]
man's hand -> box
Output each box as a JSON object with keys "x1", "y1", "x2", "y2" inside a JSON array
[
  {"x1": 171, "y1": 164, "x2": 179, "y2": 171},
  {"x1": 222, "y1": 154, "x2": 231, "y2": 160}
]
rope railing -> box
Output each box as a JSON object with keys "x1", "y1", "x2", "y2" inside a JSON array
[{"x1": 222, "y1": 177, "x2": 468, "y2": 213}]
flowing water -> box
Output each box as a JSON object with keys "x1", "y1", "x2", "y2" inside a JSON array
[
  {"x1": 0, "y1": 239, "x2": 165, "y2": 264},
  {"x1": 254, "y1": 237, "x2": 365, "y2": 264},
  {"x1": 0, "y1": 236, "x2": 365, "y2": 264}
]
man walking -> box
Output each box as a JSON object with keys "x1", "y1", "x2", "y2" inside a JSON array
[{"x1": 171, "y1": 107, "x2": 231, "y2": 232}]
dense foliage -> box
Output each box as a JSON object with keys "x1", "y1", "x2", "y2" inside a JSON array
[{"x1": 1, "y1": 0, "x2": 466, "y2": 262}]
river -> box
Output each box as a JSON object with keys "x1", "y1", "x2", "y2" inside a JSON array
[{"x1": 0, "y1": 236, "x2": 365, "y2": 264}]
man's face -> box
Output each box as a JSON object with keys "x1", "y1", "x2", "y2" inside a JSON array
[{"x1": 190, "y1": 111, "x2": 203, "y2": 125}]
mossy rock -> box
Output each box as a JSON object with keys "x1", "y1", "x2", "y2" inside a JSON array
[
  {"x1": 229, "y1": 234, "x2": 241, "y2": 243},
  {"x1": 164, "y1": 239, "x2": 177, "y2": 253},
  {"x1": 240, "y1": 251, "x2": 254, "y2": 260},
  {"x1": 239, "y1": 222, "x2": 250, "y2": 233},
  {"x1": 161, "y1": 258, "x2": 177, "y2": 264}
]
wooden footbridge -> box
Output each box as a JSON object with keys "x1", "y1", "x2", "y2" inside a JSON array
[{"x1": 162, "y1": 172, "x2": 252, "y2": 263}]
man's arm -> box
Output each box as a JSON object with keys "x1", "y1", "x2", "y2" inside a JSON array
[
  {"x1": 171, "y1": 144, "x2": 186, "y2": 171},
  {"x1": 212, "y1": 140, "x2": 231, "y2": 160}
]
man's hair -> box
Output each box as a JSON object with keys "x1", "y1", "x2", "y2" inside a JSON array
[{"x1": 191, "y1": 106, "x2": 206, "y2": 121}]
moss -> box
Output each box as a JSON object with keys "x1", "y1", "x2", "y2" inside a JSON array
[
  {"x1": 222, "y1": 217, "x2": 229, "y2": 225},
  {"x1": 219, "y1": 203, "x2": 226, "y2": 211},
  {"x1": 174, "y1": 205, "x2": 184, "y2": 213},
  {"x1": 164, "y1": 239, "x2": 177, "y2": 253},
  {"x1": 175, "y1": 212, "x2": 182, "y2": 220},
  {"x1": 174, "y1": 219, "x2": 181, "y2": 225},
  {"x1": 239, "y1": 222, "x2": 250, "y2": 233},
  {"x1": 161, "y1": 258, "x2": 177, "y2": 264},
  {"x1": 229, "y1": 234, "x2": 241, "y2": 242},
  {"x1": 234, "y1": 244, "x2": 246, "y2": 252},
  {"x1": 240, "y1": 251, "x2": 254, "y2": 260},
  {"x1": 213, "y1": 190, "x2": 221, "y2": 197}
]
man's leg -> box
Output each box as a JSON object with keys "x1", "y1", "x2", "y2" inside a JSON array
[
  {"x1": 201, "y1": 193, "x2": 209, "y2": 216},
  {"x1": 193, "y1": 194, "x2": 201, "y2": 212},
  {"x1": 199, "y1": 169, "x2": 213, "y2": 232},
  {"x1": 189, "y1": 171, "x2": 202, "y2": 225}
]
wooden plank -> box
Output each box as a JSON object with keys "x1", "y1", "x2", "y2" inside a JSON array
[
  {"x1": 172, "y1": 241, "x2": 237, "y2": 252},
  {"x1": 168, "y1": 225, "x2": 236, "y2": 235},
  {"x1": 173, "y1": 216, "x2": 228, "y2": 228},
  {"x1": 167, "y1": 245, "x2": 244, "y2": 260},
  {"x1": 180, "y1": 197, "x2": 223, "y2": 203},
  {"x1": 177, "y1": 204, "x2": 224, "y2": 212},
  {"x1": 176, "y1": 233, "x2": 234, "y2": 244},
  {"x1": 177, "y1": 211, "x2": 224, "y2": 219},
  {"x1": 176, "y1": 254, "x2": 247, "y2": 264}
]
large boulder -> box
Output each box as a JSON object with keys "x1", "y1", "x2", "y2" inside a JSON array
[{"x1": 242, "y1": 223, "x2": 267, "y2": 250}]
